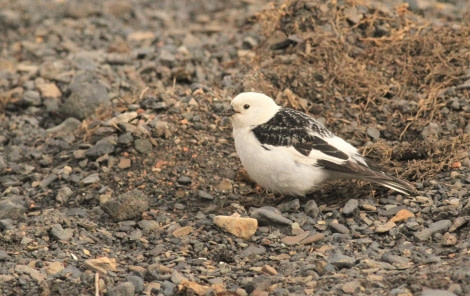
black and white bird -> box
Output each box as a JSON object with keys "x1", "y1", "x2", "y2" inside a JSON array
[{"x1": 228, "y1": 92, "x2": 414, "y2": 196}]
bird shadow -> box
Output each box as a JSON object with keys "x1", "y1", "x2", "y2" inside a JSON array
[{"x1": 238, "y1": 179, "x2": 383, "y2": 209}]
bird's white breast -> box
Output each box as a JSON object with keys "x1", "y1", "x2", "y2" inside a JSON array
[{"x1": 233, "y1": 127, "x2": 328, "y2": 196}]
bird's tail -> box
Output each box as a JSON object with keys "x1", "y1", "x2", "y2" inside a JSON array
[
  {"x1": 359, "y1": 158, "x2": 415, "y2": 195},
  {"x1": 359, "y1": 173, "x2": 415, "y2": 196},
  {"x1": 317, "y1": 159, "x2": 415, "y2": 195}
]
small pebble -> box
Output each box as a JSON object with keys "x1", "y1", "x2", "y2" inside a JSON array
[
  {"x1": 198, "y1": 190, "x2": 213, "y2": 200},
  {"x1": 177, "y1": 176, "x2": 192, "y2": 185},
  {"x1": 341, "y1": 280, "x2": 362, "y2": 294},
  {"x1": 329, "y1": 222, "x2": 350, "y2": 234},
  {"x1": 250, "y1": 207, "x2": 293, "y2": 226},
  {"x1": 343, "y1": 199, "x2": 359, "y2": 216},
  {"x1": 304, "y1": 199, "x2": 320, "y2": 218},
  {"x1": 277, "y1": 199, "x2": 300, "y2": 212},
  {"x1": 429, "y1": 220, "x2": 452, "y2": 234},
  {"x1": 375, "y1": 221, "x2": 396, "y2": 233},
  {"x1": 328, "y1": 253, "x2": 356, "y2": 269}
]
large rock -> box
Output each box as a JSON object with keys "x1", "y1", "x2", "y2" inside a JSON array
[{"x1": 214, "y1": 215, "x2": 258, "y2": 239}]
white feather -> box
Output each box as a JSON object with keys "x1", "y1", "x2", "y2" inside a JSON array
[{"x1": 233, "y1": 126, "x2": 327, "y2": 195}]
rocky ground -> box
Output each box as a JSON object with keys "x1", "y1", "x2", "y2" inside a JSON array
[{"x1": 1, "y1": 0, "x2": 470, "y2": 295}]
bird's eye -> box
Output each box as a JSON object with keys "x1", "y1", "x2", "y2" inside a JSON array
[{"x1": 243, "y1": 104, "x2": 250, "y2": 110}]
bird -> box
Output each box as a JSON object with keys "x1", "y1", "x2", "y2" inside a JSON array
[{"x1": 227, "y1": 92, "x2": 415, "y2": 196}]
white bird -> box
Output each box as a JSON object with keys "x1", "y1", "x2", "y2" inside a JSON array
[{"x1": 228, "y1": 92, "x2": 415, "y2": 196}]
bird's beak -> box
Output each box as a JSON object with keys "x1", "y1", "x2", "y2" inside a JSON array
[{"x1": 223, "y1": 106, "x2": 237, "y2": 117}]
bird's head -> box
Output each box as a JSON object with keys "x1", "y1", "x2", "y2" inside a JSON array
[{"x1": 229, "y1": 92, "x2": 281, "y2": 129}]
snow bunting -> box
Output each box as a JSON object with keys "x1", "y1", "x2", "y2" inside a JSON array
[{"x1": 228, "y1": 92, "x2": 414, "y2": 196}]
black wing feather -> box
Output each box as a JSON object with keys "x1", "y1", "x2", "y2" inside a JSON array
[{"x1": 252, "y1": 108, "x2": 348, "y2": 160}]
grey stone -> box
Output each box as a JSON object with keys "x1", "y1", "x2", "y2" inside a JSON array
[
  {"x1": 145, "y1": 263, "x2": 172, "y2": 281},
  {"x1": 39, "y1": 60, "x2": 64, "y2": 80},
  {"x1": 381, "y1": 252, "x2": 411, "y2": 269},
  {"x1": 118, "y1": 133, "x2": 134, "y2": 145},
  {"x1": 50, "y1": 224, "x2": 74, "y2": 241},
  {"x1": 449, "y1": 216, "x2": 470, "y2": 232},
  {"x1": 14, "y1": 264, "x2": 46, "y2": 283},
  {"x1": 0, "y1": 156, "x2": 6, "y2": 173},
  {"x1": 56, "y1": 186, "x2": 73, "y2": 203},
  {"x1": 170, "y1": 270, "x2": 187, "y2": 284},
  {"x1": 241, "y1": 245, "x2": 266, "y2": 258},
  {"x1": 183, "y1": 33, "x2": 202, "y2": 48},
  {"x1": 158, "y1": 50, "x2": 176, "y2": 67},
  {"x1": 40, "y1": 174, "x2": 58, "y2": 188},
  {"x1": 448, "y1": 284, "x2": 462, "y2": 295},
  {"x1": 415, "y1": 228, "x2": 432, "y2": 241},
  {"x1": 449, "y1": 97, "x2": 460, "y2": 110},
  {"x1": 161, "y1": 280, "x2": 177, "y2": 296},
  {"x1": 250, "y1": 206, "x2": 293, "y2": 226},
  {"x1": 277, "y1": 199, "x2": 300, "y2": 212},
  {"x1": 71, "y1": 52, "x2": 99, "y2": 71},
  {"x1": 86, "y1": 137, "x2": 116, "y2": 158},
  {"x1": 138, "y1": 220, "x2": 160, "y2": 233},
  {"x1": 366, "y1": 127, "x2": 380, "y2": 140},
  {"x1": 106, "y1": 53, "x2": 131, "y2": 65},
  {"x1": 128, "y1": 229, "x2": 142, "y2": 241},
  {"x1": 406, "y1": 221, "x2": 420, "y2": 230},
  {"x1": 126, "y1": 275, "x2": 144, "y2": 293},
  {"x1": 329, "y1": 222, "x2": 350, "y2": 234},
  {"x1": 421, "y1": 122, "x2": 440, "y2": 139},
  {"x1": 390, "y1": 287, "x2": 412, "y2": 296},
  {"x1": 343, "y1": 199, "x2": 359, "y2": 216},
  {"x1": 0, "y1": 219, "x2": 14, "y2": 230},
  {"x1": 198, "y1": 190, "x2": 213, "y2": 200},
  {"x1": 43, "y1": 97, "x2": 60, "y2": 113},
  {"x1": 0, "y1": 200, "x2": 26, "y2": 220},
  {"x1": 61, "y1": 71, "x2": 110, "y2": 120},
  {"x1": 0, "y1": 250, "x2": 10, "y2": 261},
  {"x1": 304, "y1": 199, "x2": 320, "y2": 218},
  {"x1": 58, "y1": 266, "x2": 83, "y2": 280},
  {"x1": 342, "y1": 280, "x2": 362, "y2": 294},
  {"x1": 81, "y1": 173, "x2": 100, "y2": 184},
  {"x1": 464, "y1": 123, "x2": 470, "y2": 135},
  {"x1": 0, "y1": 10, "x2": 21, "y2": 28},
  {"x1": 73, "y1": 149, "x2": 87, "y2": 159},
  {"x1": 47, "y1": 117, "x2": 82, "y2": 134},
  {"x1": 380, "y1": 205, "x2": 407, "y2": 217},
  {"x1": 154, "y1": 120, "x2": 171, "y2": 138},
  {"x1": 242, "y1": 36, "x2": 258, "y2": 49},
  {"x1": 134, "y1": 138, "x2": 153, "y2": 154},
  {"x1": 22, "y1": 90, "x2": 41, "y2": 106},
  {"x1": 300, "y1": 264, "x2": 320, "y2": 277},
  {"x1": 134, "y1": 47, "x2": 153, "y2": 59},
  {"x1": 107, "y1": 282, "x2": 135, "y2": 296},
  {"x1": 174, "y1": 203, "x2": 185, "y2": 210},
  {"x1": 177, "y1": 176, "x2": 191, "y2": 185},
  {"x1": 328, "y1": 253, "x2": 356, "y2": 269},
  {"x1": 428, "y1": 220, "x2": 452, "y2": 234},
  {"x1": 101, "y1": 189, "x2": 148, "y2": 221}
]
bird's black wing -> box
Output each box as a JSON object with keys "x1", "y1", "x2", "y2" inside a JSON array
[{"x1": 251, "y1": 108, "x2": 348, "y2": 160}]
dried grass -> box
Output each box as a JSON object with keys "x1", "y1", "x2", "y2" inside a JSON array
[{"x1": 241, "y1": 0, "x2": 470, "y2": 180}]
